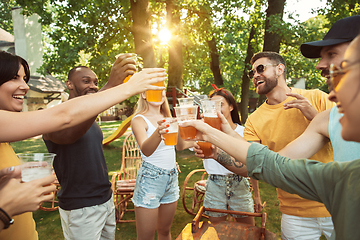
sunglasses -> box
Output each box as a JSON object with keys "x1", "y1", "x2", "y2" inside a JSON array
[
  {"x1": 330, "y1": 60, "x2": 360, "y2": 92},
  {"x1": 248, "y1": 64, "x2": 278, "y2": 79}
]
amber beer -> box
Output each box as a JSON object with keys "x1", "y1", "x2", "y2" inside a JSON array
[
  {"x1": 178, "y1": 124, "x2": 197, "y2": 140},
  {"x1": 174, "y1": 105, "x2": 198, "y2": 140},
  {"x1": 204, "y1": 116, "x2": 221, "y2": 130},
  {"x1": 197, "y1": 141, "x2": 212, "y2": 157},
  {"x1": 123, "y1": 75, "x2": 132, "y2": 83},
  {"x1": 163, "y1": 132, "x2": 178, "y2": 145},
  {"x1": 146, "y1": 81, "x2": 164, "y2": 102}
]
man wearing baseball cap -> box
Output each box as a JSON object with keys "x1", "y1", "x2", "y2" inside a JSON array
[{"x1": 279, "y1": 15, "x2": 360, "y2": 229}]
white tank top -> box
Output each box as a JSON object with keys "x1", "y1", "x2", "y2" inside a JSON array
[
  {"x1": 202, "y1": 124, "x2": 244, "y2": 175},
  {"x1": 132, "y1": 114, "x2": 176, "y2": 170}
]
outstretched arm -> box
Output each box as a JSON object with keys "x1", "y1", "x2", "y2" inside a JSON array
[
  {"x1": 180, "y1": 113, "x2": 251, "y2": 173},
  {"x1": 44, "y1": 55, "x2": 138, "y2": 144},
  {"x1": 1, "y1": 68, "x2": 166, "y2": 143}
]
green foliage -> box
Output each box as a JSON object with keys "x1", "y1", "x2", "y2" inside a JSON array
[
  {"x1": 0, "y1": 0, "x2": 17, "y2": 34},
  {"x1": 1, "y1": 0, "x2": 354, "y2": 102}
]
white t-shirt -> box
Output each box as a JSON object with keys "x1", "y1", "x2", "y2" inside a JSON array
[
  {"x1": 202, "y1": 124, "x2": 244, "y2": 175},
  {"x1": 132, "y1": 114, "x2": 176, "y2": 170}
]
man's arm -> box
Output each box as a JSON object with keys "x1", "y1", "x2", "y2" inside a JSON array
[
  {"x1": 43, "y1": 56, "x2": 135, "y2": 144},
  {"x1": 278, "y1": 109, "x2": 331, "y2": 159}
]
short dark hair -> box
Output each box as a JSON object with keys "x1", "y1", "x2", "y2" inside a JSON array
[
  {"x1": 68, "y1": 66, "x2": 90, "y2": 80},
  {"x1": 250, "y1": 51, "x2": 287, "y2": 78},
  {"x1": 0, "y1": 51, "x2": 30, "y2": 86},
  {"x1": 209, "y1": 88, "x2": 242, "y2": 125}
]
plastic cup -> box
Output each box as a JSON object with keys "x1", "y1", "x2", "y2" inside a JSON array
[
  {"x1": 197, "y1": 141, "x2": 212, "y2": 157},
  {"x1": 174, "y1": 105, "x2": 198, "y2": 140},
  {"x1": 163, "y1": 118, "x2": 178, "y2": 146},
  {"x1": 146, "y1": 80, "x2": 164, "y2": 102},
  {"x1": 18, "y1": 153, "x2": 56, "y2": 182},
  {"x1": 115, "y1": 53, "x2": 138, "y2": 83},
  {"x1": 201, "y1": 98, "x2": 221, "y2": 130},
  {"x1": 178, "y1": 97, "x2": 194, "y2": 106}
]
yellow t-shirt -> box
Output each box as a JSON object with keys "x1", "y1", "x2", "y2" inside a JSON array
[
  {"x1": 0, "y1": 143, "x2": 38, "y2": 240},
  {"x1": 244, "y1": 88, "x2": 335, "y2": 218}
]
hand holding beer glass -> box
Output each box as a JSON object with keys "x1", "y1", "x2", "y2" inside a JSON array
[
  {"x1": 197, "y1": 98, "x2": 221, "y2": 155},
  {"x1": 201, "y1": 98, "x2": 222, "y2": 130},
  {"x1": 174, "y1": 105, "x2": 198, "y2": 140},
  {"x1": 115, "y1": 53, "x2": 141, "y2": 83},
  {"x1": 162, "y1": 118, "x2": 179, "y2": 146}
]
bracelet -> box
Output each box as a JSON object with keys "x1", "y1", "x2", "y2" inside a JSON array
[{"x1": 0, "y1": 208, "x2": 14, "y2": 229}]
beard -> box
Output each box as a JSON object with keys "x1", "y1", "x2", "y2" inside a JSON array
[{"x1": 255, "y1": 76, "x2": 278, "y2": 95}]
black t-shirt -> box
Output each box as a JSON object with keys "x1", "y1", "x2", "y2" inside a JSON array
[{"x1": 44, "y1": 122, "x2": 112, "y2": 210}]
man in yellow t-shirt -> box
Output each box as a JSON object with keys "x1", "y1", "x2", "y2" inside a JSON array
[
  {"x1": 244, "y1": 52, "x2": 335, "y2": 239},
  {"x1": 0, "y1": 143, "x2": 38, "y2": 240}
]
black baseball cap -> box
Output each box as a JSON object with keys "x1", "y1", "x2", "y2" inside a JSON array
[{"x1": 301, "y1": 15, "x2": 360, "y2": 58}]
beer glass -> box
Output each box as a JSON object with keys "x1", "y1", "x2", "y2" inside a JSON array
[
  {"x1": 18, "y1": 153, "x2": 56, "y2": 182},
  {"x1": 201, "y1": 98, "x2": 221, "y2": 130},
  {"x1": 163, "y1": 117, "x2": 178, "y2": 146},
  {"x1": 197, "y1": 141, "x2": 212, "y2": 157},
  {"x1": 174, "y1": 105, "x2": 198, "y2": 140},
  {"x1": 146, "y1": 81, "x2": 165, "y2": 102},
  {"x1": 177, "y1": 97, "x2": 194, "y2": 106}
]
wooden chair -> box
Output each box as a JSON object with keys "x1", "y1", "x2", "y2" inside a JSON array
[
  {"x1": 182, "y1": 169, "x2": 263, "y2": 220},
  {"x1": 181, "y1": 169, "x2": 208, "y2": 218},
  {"x1": 111, "y1": 132, "x2": 142, "y2": 223}
]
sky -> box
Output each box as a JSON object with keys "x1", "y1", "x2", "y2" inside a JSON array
[{"x1": 285, "y1": 0, "x2": 324, "y2": 22}]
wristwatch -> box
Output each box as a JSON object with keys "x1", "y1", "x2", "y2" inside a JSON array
[{"x1": 0, "y1": 208, "x2": 14, "y2": 229}]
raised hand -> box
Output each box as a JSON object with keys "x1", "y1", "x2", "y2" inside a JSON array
[
  {"x1": 107, "y1": 53, "x2": 138, "y2": 87},
  {"x1": 126, "y1": 68, "x2": 167, "y2": 94},
  {"x1": 283, "y1": 93, "x2": 318, "y2": 120}
]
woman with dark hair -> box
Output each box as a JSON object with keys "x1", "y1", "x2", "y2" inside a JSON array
[
  {"x1": 200, "y1": 85, "x2": 262, "y2": 224},
  {"x1": 0, "y1": 50, "x2": 166, "y2": 238}
]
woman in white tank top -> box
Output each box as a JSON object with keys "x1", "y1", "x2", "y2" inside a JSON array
[{"x1": 131, "y1": 90, "x2": 179, "y2": 240}]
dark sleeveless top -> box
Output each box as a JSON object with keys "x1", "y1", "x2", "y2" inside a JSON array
[{"x1": 44, "y1": 122, "x2": 112, "y2": 210}]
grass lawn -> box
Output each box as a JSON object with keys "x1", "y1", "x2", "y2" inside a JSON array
[{"x1": 10, "y1": 120, "x2": 282, "y2": 239}]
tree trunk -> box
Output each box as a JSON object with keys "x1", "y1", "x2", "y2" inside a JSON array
[
  {"x1": 239, "y1": 26, "x2": 256, "y2": 124},
  {"x1": 258, "y1": 0, "x2": 285, "y2": 106},
  {"x1": 130, "y1": 0, "x2": 156, "y2": 68},
  {"x1": 166, "y1": 0, "x2": 183, "y2": 89},
  {"x1": 207, "y1": 37, "x2": 223, "y2": 86},
  {"x1": 263, "y1": 0, "x2": 285, "y2": 52}
]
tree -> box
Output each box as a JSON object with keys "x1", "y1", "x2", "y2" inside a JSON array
[
  {"x1": 166, "y1": 0, "x2": 183, "y2": 89},
  {"x1": 257, "y1": 0, "x2": 285, "y2": 106},
  {"x1": 131, "y1": 0, "x2": 156, "y2": 68},
  {"x1": 0, "y1": 0, "x2": 17, "y2": 33}
]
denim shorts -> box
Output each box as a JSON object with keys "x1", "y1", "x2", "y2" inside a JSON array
[
  {"x1": 203, "y1": 174, "x2": 254, "y2": 218},
  {"x1": 132, "y1": 161, "x2": 179, "y2": 209}
]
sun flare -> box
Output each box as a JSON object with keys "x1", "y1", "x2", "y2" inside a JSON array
[{"x1": 158, "y1": 28, "x2": 171, "y2": 43}]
